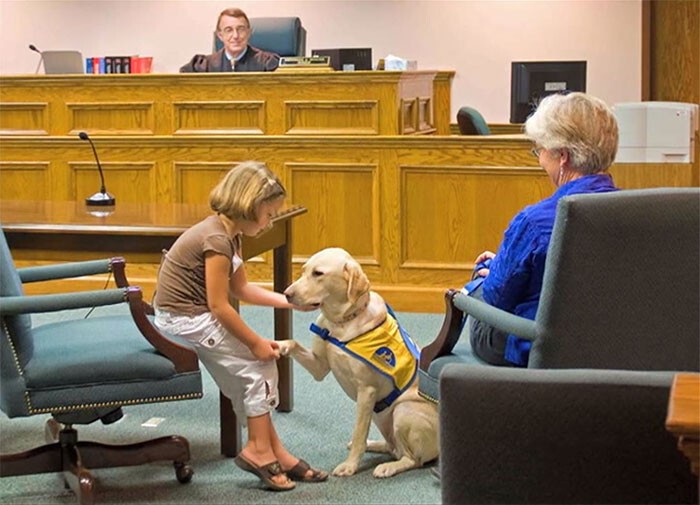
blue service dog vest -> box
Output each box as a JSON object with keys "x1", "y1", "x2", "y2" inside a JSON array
[{"x1": 310, "y1": 306, "x2": 420, "y2": 413}]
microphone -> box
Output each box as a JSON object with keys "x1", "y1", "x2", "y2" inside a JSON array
[
  {"x1": 29, "y1": 44, "x2": 43, "y2": 74},
  {"x1": 79, "y1": 132, "x2": 116, "y2": 206}
]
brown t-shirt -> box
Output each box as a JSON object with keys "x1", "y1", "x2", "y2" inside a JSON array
[{"x1": 154, "y1": 215, "x2": 242, "y2": 316}]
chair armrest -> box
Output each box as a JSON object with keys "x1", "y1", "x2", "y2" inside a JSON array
[
  {"x1": 124, "y1": 288, "x2": 198, "y2": 373},
  {"x1": 419, "y1": 288, "x2": 538, "y2": 373},
  {"x1": 452, "y1": 290, "x2": 537, "y2": 341},
  {"x1": 439, "y1": 366, "x2": 698, "y2": 504},
  {"x1": 18, "y1": 257, "x2": 128, "y2": 286},
  {"x1": 0, "y1": 288, "x2": 129, "y2": 314},
  {"x1": 0, "y1": 287, "x2": 198, "y2": 374},
  {"x1": 420, "y1": 289, "x2": 465, "y2": 371}
]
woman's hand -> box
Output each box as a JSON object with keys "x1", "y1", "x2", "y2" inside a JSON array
[
  {"x1": 250, "y1": 339, "x2": 281, "y2": 361},
  {"x1": 474, "y1": 250, "x2": 496, "y2": 277}
]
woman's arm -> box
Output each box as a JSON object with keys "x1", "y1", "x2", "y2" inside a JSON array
[{"x1": 205, "y1": 252, "x2": 279, "y2": 361}]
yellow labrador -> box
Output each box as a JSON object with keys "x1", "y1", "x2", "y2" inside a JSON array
[{"x1": 279, "y1": 247, "x2": 439, "y2": 478}]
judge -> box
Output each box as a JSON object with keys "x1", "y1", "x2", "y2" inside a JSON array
[{"x1": 180, "y1": 7, "x2": 279, "y2": 73}]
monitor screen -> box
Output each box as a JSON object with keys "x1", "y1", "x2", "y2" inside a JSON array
[{"x1": 510, "y1": 61, "x2": 587, "y2": 124}]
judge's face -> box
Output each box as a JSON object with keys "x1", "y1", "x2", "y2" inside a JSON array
[{"x1": 217, "y1": 14, "x2": 251, "y2": 59}]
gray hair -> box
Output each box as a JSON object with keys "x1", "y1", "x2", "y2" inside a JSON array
[{"x1": 525, "y1": 92, "x2": 619, "y2": 174}]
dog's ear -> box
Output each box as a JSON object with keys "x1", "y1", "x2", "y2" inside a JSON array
[{"x1": 344, "y1": 260, "x2": 370, "y2": 304}]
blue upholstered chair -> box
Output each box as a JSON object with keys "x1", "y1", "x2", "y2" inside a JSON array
[
  {"x1": 456, "y1": 106, "x2": 490, "y2": 135},
  {"x1": 418, "y1": 188, "x2": 700, "y2": 503},
  {"x1": 214, "y1": 16, "x2": 306, "y2": 57},
  {"x1": 0, "y1": 230, "x2": 203, "y2": 505}
]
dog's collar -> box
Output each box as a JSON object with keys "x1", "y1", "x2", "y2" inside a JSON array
[{"x1": 328, "y1": 295, "x2": 369, "y2": 325}]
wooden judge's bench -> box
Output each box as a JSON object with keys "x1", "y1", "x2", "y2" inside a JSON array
[
  {"x1": 0, "y1": 71, "x2": 453, "y2": 136},
  {"x1": 0, "y1": 72, "x2": 696, "y2": 312}
]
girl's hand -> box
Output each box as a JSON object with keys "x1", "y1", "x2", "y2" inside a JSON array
[
  {"x1": 251, "y1": 339, "x2": 281, "y2": 361},
  {"x1": 289, "y1": 303, "x2": 318, "y2": 312}
]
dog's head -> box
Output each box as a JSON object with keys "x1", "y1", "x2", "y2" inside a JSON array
[{"x1": 284, "y1": 248, "x2": 370, "y2": 316}]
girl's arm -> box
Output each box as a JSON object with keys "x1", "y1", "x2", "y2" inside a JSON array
[
  {"x1": 205, "y1": 252, "x2": 279, "y2": 361},
  {"x1": 229, "y1": 264, "x2": 314, "y2": 311}
]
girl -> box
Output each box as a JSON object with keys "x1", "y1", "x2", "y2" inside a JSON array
[{"x1": 154, "y1": 161, "x2": 327, "y2": 491}]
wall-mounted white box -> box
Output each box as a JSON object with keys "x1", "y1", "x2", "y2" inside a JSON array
[{"x1": 613, "y1": 102, "x2": 698, "y2": 163}]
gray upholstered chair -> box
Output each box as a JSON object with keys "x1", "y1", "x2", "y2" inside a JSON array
[
  {"x1": 439, "y1": 367, "x2": 697, "y2": 504},
  {"x1": 0, "y1": 230, "x2": 203, "y2": 505},
  {"x1": 456, "y1": 106, "x2": 490, "y2": 135},
  {"x1": 214, "y1": 16, "x2": 306, "y2": 57},
  {"x1": 418, "y1": 187, "x2": 700, "y2": 503}
]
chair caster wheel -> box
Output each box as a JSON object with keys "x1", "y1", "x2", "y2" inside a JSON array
[{"x1": 175, "y1": 462, "x2": 194, "y2": 483}]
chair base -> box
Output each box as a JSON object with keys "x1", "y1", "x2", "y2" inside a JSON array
[{"x1": 0, "y1": 422, "x2": 193, "y2": 505}]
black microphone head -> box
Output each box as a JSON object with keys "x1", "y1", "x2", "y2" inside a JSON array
[
  {"x1": 29, "y1": 44, "x2": 40, "y2": 53},
  {"x1": 78, "y1": 131, "x2": 89, "y2": 141}
]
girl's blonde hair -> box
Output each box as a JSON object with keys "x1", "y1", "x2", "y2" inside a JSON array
[{"x1": 209, "y1": 161, "x2": 286, "y2": 221}]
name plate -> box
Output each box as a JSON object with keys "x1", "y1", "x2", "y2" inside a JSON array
[{"x1": 278, "y1": 56, "x2": 332, "y2": 71}]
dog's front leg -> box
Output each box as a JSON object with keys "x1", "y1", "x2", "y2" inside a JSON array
[
  {"x1": 278, "y1": 339, "x2": 331, "y2": 381},
  {"x1": 333, "y1": 385, "x2": 377, "y2": 477}
]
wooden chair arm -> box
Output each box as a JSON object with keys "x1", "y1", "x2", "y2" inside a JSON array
[
  {"x1": 419, "y1": 289, "x2": 465, "y2": 372},
  {"x1": 125, "y1": 287, "x2": 199, "y2": 373},
  {"x1": 111, "y1": 257, "x2": 155, "y2": 315}
]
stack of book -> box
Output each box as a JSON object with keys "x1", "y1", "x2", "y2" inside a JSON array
[{"x1": 86, "y1": 56, "x2": 153, "y2": 74}]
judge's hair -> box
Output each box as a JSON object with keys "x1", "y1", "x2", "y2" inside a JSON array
[{"x1": 216, "y1": 8, "x2": 250, "y2": 31}]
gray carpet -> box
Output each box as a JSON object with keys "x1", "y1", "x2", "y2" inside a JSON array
[{"x1": 0, "y1": 305, "x2": 444, "y2": 505}]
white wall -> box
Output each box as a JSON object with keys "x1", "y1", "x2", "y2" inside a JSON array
[{"x1": 0, "y1": 0, "x2": 641, "y2": 123}]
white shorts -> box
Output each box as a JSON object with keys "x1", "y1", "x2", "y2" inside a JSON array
[{"x1": 154, "y1": 309, "x2": 279, "y2": 424}]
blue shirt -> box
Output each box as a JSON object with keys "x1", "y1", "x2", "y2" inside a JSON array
[{"x1": 481, "y1": 173, "x2": 619, "y2": 366}]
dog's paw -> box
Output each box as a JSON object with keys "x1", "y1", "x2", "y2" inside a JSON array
[
  {"x1": 276, "y1": 340, "x2": 296, "y2": 356},
  {"x1": 332, "y1": 460, "x2": 359, "y2": 477},
  {"x1": 373, "y1": 459, "x2": 416, "y2": 479}
]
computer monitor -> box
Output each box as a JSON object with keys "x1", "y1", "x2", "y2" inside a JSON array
[{"x1": 510, "y1": 61, "x2": 586, "y2": 124}]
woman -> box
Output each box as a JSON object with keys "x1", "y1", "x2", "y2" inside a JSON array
[{"x1": 467, "y1": 92, "x2": 620, "y2": 367}]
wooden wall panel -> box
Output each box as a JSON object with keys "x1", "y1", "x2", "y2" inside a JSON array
[
  {"x1": 418, "y1": 97, "x2": 433, "y2": 132},
  {"x1": 69, "y1": 162, "x2": 155, "y2": 203},
  {"x1": 610, "y1": 163, "x2": 696, "y2": 189},
  {"x1": 285, "y1": 101, "x2": 379, "y2": 135},
  {"x1": 0, "y1": 103, "x2": 48, "y2": 135},
  {"x1": 173, "y1": 162, "x2": 232, "y2": 203},
  {"x1": 287, "y1": 162, "x2": 379, "y2": 262},
  {"x1": 0, "y1": 135, "x2": 695, "y2": 312},
  {"x1": 650, "y1": 0, "x2": 700, "y2": 106},
  {"x1": 0, "y1": 162, "x2": 50, "y2": 200},
  {"x1": 400, "y1": 166, "x2": 549, "y2": 271},
  {"x1": 173, "y1": 101, "x2": 265, "y2": 135},
  {"x1": 66, "y1": 102, "x2": 155, "y2": 135},
  {"x1": 647, "y1": 0, "x2": 700, "y2": 186}
]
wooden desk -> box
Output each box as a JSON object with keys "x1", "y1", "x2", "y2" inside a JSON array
[
  {"x1": 0, "y1": 200, "x2": 307, "y2": 456},
  {"x1": 666, "y1": 373, "x2": 700, "y2": 476},
  {"x1": 0, "y1": 71, "x2": 454, "y2": 136}
]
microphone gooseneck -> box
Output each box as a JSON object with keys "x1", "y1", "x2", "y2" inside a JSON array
[
  {"x1": 79, "y1": 131, "x2": 116, "y2": 206},
  {"x1": 29, "y1": 44, "x2": 43, "y2": 74}
]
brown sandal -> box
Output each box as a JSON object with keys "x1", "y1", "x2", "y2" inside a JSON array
[
  {"x1": 234, "y1": 453, "x2": 296, "y2": 491},
  {"x1": 286, "y1": 459, "x2": 329, "y2": 482}
]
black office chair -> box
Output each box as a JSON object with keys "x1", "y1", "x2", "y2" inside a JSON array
[
  {"x1": 214, "y1": 16, "x2": 306, "y2": 57},
  {"x1": 456, "y1": 106, "x2": 490, "y2": 135}
]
